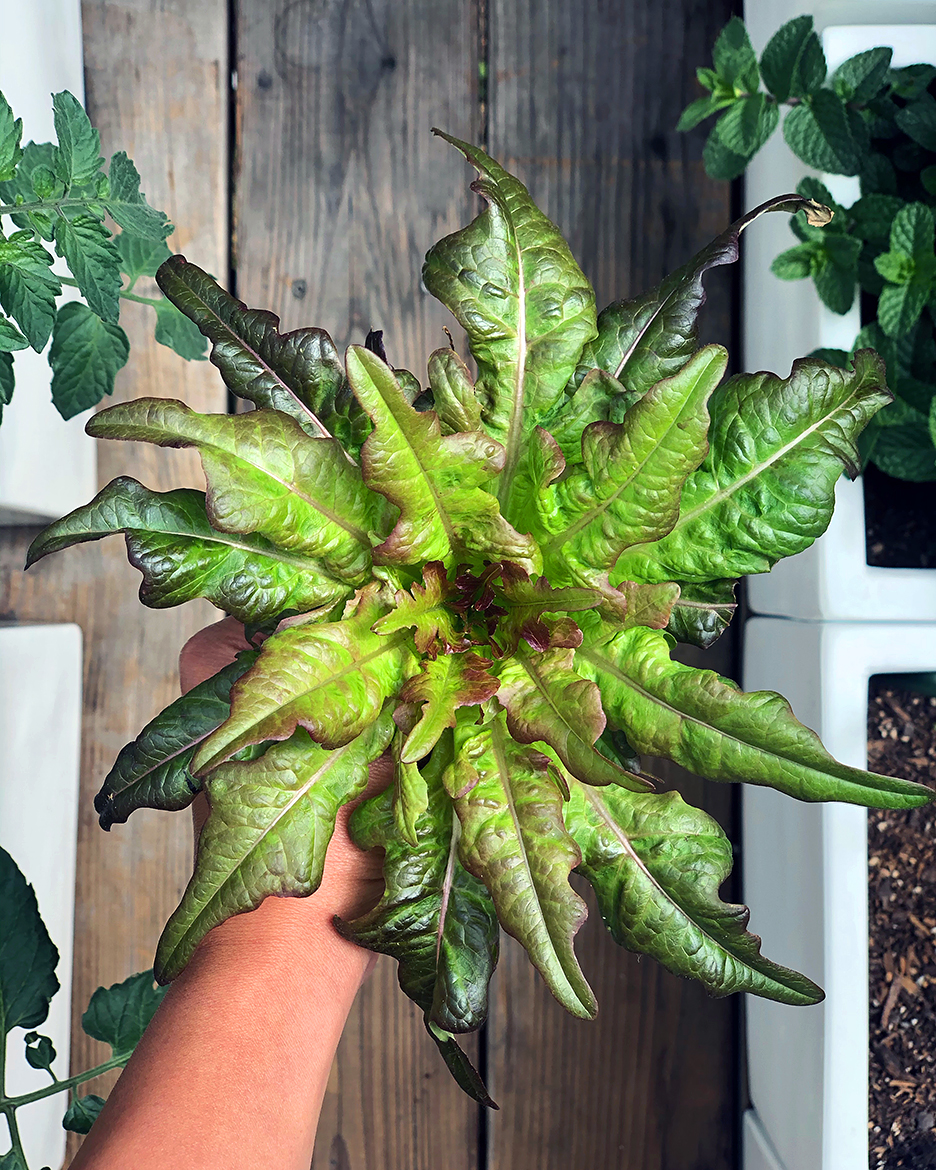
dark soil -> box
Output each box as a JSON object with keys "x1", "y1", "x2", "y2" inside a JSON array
[
  {"x1": 868, "y1": 681, "x2": 936, "y2": 1168},
  {"x1": 864, "y1": 465, "x2": 936, "y2": 569}
]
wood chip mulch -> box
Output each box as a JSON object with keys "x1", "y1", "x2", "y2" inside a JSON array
[{"x1": 868, "y1": 682, "x2": 936, "y2": 1168}]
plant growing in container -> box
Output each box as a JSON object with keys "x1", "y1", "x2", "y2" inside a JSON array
[{"x1": 24, "y1": 118, "x2": 935, "y2": 1106}]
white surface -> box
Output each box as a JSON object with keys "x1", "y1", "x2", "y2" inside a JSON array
[
  {"x1": 0, "y1": 0, "x2": 95, "y2": 523},
  {"x1": 0, "y1": 623, "x2": 82, "y2": 1170},
  {"x1": 743, "y1": 1110, "x2": 788, "y2": 1170},
  {"x1": 743, "y1": 619, "x2": 936, "y2": 1170},
  {"x1": 742, "y1": 17, "x2": 936, "y2": 619}
]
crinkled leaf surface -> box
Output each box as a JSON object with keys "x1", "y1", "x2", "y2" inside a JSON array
[
  {"x1": 565, "y1": 781, "x2": 823, "y2": 1003},
  {"x1": 82, "y1": 969, "x2": 168, "y2": 1055},
  {"x1": 157, "y1": 716, "x2": 392, "y2": 982},
  {"x1": 450, "y1": 713, "x2": 596, "y2": 1018},
  {"x1": 0, "y1": 232, "x2": 61, "y2": 351},
  {"x1": 27, "y1": 477, "x2": 350, "y2": 622},
  {"x1": 427, "y1": 347, "x2": 482, "y2": 433},
  {"x1": 87, "y1": 398, "x2": 377, "y2": 584},
  {"x1": 372, "y1": 561, "x2": 466, "y2": 655},
  {"x1": 614, "y1": 351, "x2": 891, "y2": 583},
  {"x1": 0, "y1": 847, "x2": 59, "y2": 1035},
  {"x1": 493, "y1": 566, "x2": 599, "y2": 653},
  {"x1": 666, "y1": 579, "x2": 737, "y2": 649},
  {"x1": 579, "y1": 625, "x2": 934, "y2": 808},
  {"x1": 399, "y1": 652, "x2": 499, "y2": 764}
]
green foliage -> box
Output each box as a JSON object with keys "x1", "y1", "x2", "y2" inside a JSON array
[
  {"x1": 0, "y1": 848, "x2": 163, "y2": 1163},
  {"x1": 31, "y1": 138, "x2": 932, "y2": 1107},
  {"x1": 680, "y1": 16, "x2": 936, "y2": 480},
  {"x1": 0, "y1": 88, "x2": 205, "y2": 428}
]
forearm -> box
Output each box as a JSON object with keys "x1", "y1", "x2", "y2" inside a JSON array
[{"x1": 69, "y1": 897, "x2": 371, "y2": 1170}]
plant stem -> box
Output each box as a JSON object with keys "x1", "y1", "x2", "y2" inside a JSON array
[
  {"x1": 0, "y1": 1053, "x2": 128, "y2": 1112},
  {"x1": 58, "y1": 275, "x2": 160, "y2": 307},
  {"x1": 0, "y1": 196, "x2": 94, "y2": 218},
  {"x1": 1, "y1": 1106, "x2": 27, "y2": 1166}
]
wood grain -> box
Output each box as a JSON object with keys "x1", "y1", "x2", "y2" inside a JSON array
[
  {"x1": 485, "y1": 2, "x2": 739, "y2": 1167},
  {"x1": 234, "y1": 2, "x2": 483, "y2": 1166},
  {"x1": 0, "y1": 1, "x2": 229, "y2": 1160}
]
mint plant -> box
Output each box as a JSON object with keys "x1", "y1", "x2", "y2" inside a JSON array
[
  {"x1": 680, "y1": 15, "x2": 936, "y2": 482},
  {"x1": 0, "y1": 89, "x2": 206, "y2": 426},
  {"x1": 26, "y1": 133, "x2": 934, "y2": 1104},
  {"x1": 0, "y1": 847, "x2": 164, "y2": 1165}
]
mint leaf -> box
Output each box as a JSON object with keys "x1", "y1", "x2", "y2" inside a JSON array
[
  {"x1": 51, "y1": 90, "x2": 103, "y2": 188},
  {"x1": 832, "y1": 47, "x2": 892, "y2": 103},
  {"x1": 813, "y1": 235, "x2": 861, "y2": 314},
  {"x1": 105, "y1": 151, "x2": 173, "y2": 240},
  {"x1": 82, "y1": 969, "x2": 168, "y2": 1057},
  {"x1": 0, "y1": 91, "x2": 23, "y2": 182},
  {"x1": 896, "y1": 96, "x2": 936, "y2": 153},
  {"x1": 787, "y1": 90, "x2": 862, "y2": 174},
  {"x1": 760, "y1": 16, "x2": 825, "y2": 101},
  {"x1": 712, "y1": 17, "x2": 759, "y2": 92},
  {"x1": 0, "y1": 846, "x2": 59, "y2": 1035},
  {"x1": 54, "y1": 214, "x2": 122, "y2": 322},
  {"x1": 152, "y1": 296, "x2": 208, "y2": 360},
  {"x1": 676, "y1": 94, "x2": 732, "y2": 132},
  {"x1": 702, "y1": 128, "x2": 750, "y2": 180},
  {"x1": 714, "y1": 94, "x2": 778, "y2": 155},
  {"x1": 116, "y1": 232, "x2": 171, "y2": 283},
  {"x1": 771, "y1": 244, "x2": 815, "y2": 280},
  {"x1": 49, "y1": 300, "x2": 129, "y2": 419},
  {"x1": 63, "y1": 1094, "x2": 106, "y2": 1134},
  {"x1": 0, "y1": 234, "x2": 61, "y2": 350},
  {"x1": 850, "y1": 194, "x2": 905, "y2": 243}
]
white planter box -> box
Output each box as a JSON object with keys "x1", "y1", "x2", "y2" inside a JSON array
[
  {"x1": 742, "y1": 618, "x2": 936, "y2": 1170},
  {"x1": 0, "y1": 0, "x2": 95, "y2": 524},
  {"x1": 742, "y1": 13, "x2": 936, "y2": 620},
  {"x1": 0, "y1": 624, "x2": 82, "y2": 1170}
]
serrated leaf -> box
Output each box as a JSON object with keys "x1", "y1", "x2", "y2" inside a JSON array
[
  {"x1": 0, "y1": 92, "x2": 22, "y2": 182},
  {"x1": 27, "y1": 476, "x2": 349, "y2": 623},
  {"x1": 47, "y1": 301, "x2": 129, "y2": 418},
  {"x1": 346, "y1": 345, "x2": 539, "y2": 571},
  {"x1": 714, "y1": 94, "x2": 779, "y2": 155},
  {"x1": 665, "y1": 579, "x2": 737, "y2": 649},
  {"x1": 770, "y1": 244, "x2": 814, "y2": 281},
  {"x1": 493, "y1": 563, "x2": 600, "y2": 654},
  {"x1": 759, "y1": 16, "x2": 824, "y2": 102},
  {"x1": 63, "y1": 1094, "x2": 106, "y2": 1135},
  {"x1": 813, "y1": 235, "x2": 861, "y2": 314},
  {"x1": 850, "y1": 194, "x2": 905, "y2": 244},
  {"x1": 676, "y1": 94, "x2": 732, "y2": 132},
  {"x1": 51, "y1": 91, "x2": 103, "y2": 188},
  {"x1": 712, "y1": 17, "x2": 759, "y2": 92},
  {"x1": 82, "y1": 969, "x2": 168, "y2": 1055},
  {"x1": 570, "y1": 196, "x2": 827, "y2": 399},
  {"x1": 427, "y1": 347, "x2": 482, "y2": 433},
  {"x1": 497, "y1": 647, "x2": 648, "y2": 790},
  {"x1": 157, "y1": 717, "x2": 393, "y2": 982},
  {"x1": 86, "y1": 398, "x2": 377, "y2": 583},
  {"x1": 191, "y1": 588, "x2": 410, "y2": 772},
  {"x1": 879, "y1": 280, "x2": 930, "y2": 337},
  {"x1": 152, "y1": 296, "x2": 209, "y2": 360},
  {"x1": 538, "y1": 346, "x2": 725, "y2": 592},
  {"x1": 833, "y1": 47, "x2": 892, "y2": 103},
  {"x1": 399, "y1": 652, "x2": 499, "y2": 764},
  {"x1": 340, "y1": 736, "x2": 499, "y2": 1036},
  {"x1": 104, "y1": 151, "x2": 173, "y2": 240},
  {"x1": 155, "y1": 256, "x2": 343, "y2": 438},
  {"x1": 784, "y1": 96, "x2": 856, "y2": 174},
  {"x1": 613, "y1": 351, "x2": 890, "y2": 583},
  {"x1": 0, "y1": 234, "x2": 61, "y2": 350},
  {"x1": 422, "y1": 132, "x2": 597, "y2": 511},
  {"x1": 870, "y1": 406, "x2": 936, "y2": 481},
  {"x1": 0, "y1": 846, "x2": 59, "y2": 1035},
  {"x1": 896, "y1": 96, "x2": 936, "y2": 153},
  {"x1": 449, "y1": 712, "x2": 596, "y2": 1018},
  {"x1": 565, "y1": 781, "x2": 823, "y2": 1003},
  {"x1": 0, "y1": 141, "x2": 57, "y2": 238},
  {"x1": 87, "y1": 650, "x2": 258, "y2": 829},
  {"x1": 578, "y1": 625, "x2": 933, "y2": 809},
  {"x1": 116, "y1": 232, "x2": 172, "y2": 282},
  {"x1": 702, "y1": 129, "x2": 750, "y2": 181},
  {"x1": 54, "y1": 213, "x2": 122, "y2": 322},
  {"x1": 373, "y1": 561, "x2": 466, "y2": 655},
  {"x1": 0, "y1": 314, "x2": 27, "y2": 351}
]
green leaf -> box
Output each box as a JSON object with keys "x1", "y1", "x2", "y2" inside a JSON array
[
  {"x1": 157, "y1": 716, "x2": 393, "y2": 982},
  {"x1": 82, "y1": 969, "x2": 168, "y2": 1056},
  {"x1": 539, "y1": 368, "x2": 639, "y2": 463},
  {"x1": 372, "y1": 562, "x2": 466, "y2": 655},
  {"x1": 191, "y1": 587, "x2": 410, "y2": 772},
  {"x1": 0, "y1": 846, "x2": 59, "y2": 1035},
  {"x1": 891, "y1": 202, "x2": 934, "y2": 258},
  {"x1": 51, "y1": 91, "x2": 103, "y2": 188},
  {"x1": 152, "y1": 297, "x2": 209, "y2": 361},
  {"x1": 23, "y1": 1030, "x2": 56, "y2": 1070},
  {"x1": 104, "y1": 151, "x2": 173, "y2": 240},
  {"x1": 341, "y1": 736, "x2": 499, "y2": 1035},
  {"x1": 155, "y1": 256, "x2": 344, "y2": 438},
  {"x1": 875, "y1": 251, "x2": 914, "y2": 285},
  {"x1": 0, "y1": 234, "x2": 61, "y2": 350},
  {"x1": 346, "y1": 345, "x2": 539, "y2": 571},
  {"x1": 86, "y1": 398, "x2": 377, "y2": 584},
  {"x1": 712, "y1": 17, "x2": 760, "y2": 92},
  {"x1": 783, "y1": 94, "x2": 860, "y2": 174},
  {"x1": 0, "y1": 142, "x2": 57, "y2": 238},
  {"x1": 54, "y1": 214, "x2": 122, "y2": 323},
  {"x1": 759, "y1": 16, "x2": 825, "y2": 101},
  {"x1": 497, "y1": 647, "x2": 648, "y2": 790},
  {"x1": 676, "y1": 94, "x2": 732, "y2": 132},
  {"x1": 665, "y1": 579, "x2": 737, "y2": 649},
  {"x1": 0, "y1": 351, "x2": 12, "y2": 422},
  {"x1": 422, "y1": 132, "x2": 597, "y2": 511},
  {"x1": 613, "y1": 350, "x2": 890, "y2": 583},
  {"x1": 896, "y1": 97, "x2": 936, "y2": 153},
  {"x1": 770, "y1": 244, "x2": 814, "y2": 281},
  {"x1": 565, "y1": 781, "x2": 823, "y2": 1004},
  {"x1": 570, "y1": 196, "x2": 828, "y2": 399},
  {"x1": 832, "y1": 47, "x2": 892, "y2": 103},
  {"x1": 116, "y1": 232, "x2": 172, "y2": 283},
  {"x1": 63, "y1": 1094, "x2": 106, "y2": 1135},
  {"x1": 813, "y1": 235, "x2": 861, "y2": 314},
  {"x1": 390, "y1": 723, "x2": 429, "y2": 847},
  {"x1": 426, "y1": 1023, "x2": 498, "y2": 1109},
  {"x1": 870, "y1": 405, "x2": 936, "y2": 481},
  {"x1": 27, "y1": 476, "x2": 349, "y2": 623},
  {"x1": 426, "y1": 346, "x2": 482, "y2": 433},
  {"x1": 449, "y1": 713, "x2": 597, "y2": 1019},
  {"x1": 578, "y1": 625, "x2": 934, "y2": 809},
  {"x1": 87, "y1": 650, "x2": 259, "y2": 829},
  {"x1": 48, "y1": 301, "x2": 129, "y2": 419},
  {"x1": 850, "y1": 195, "x2": 905, "y2": 244},
  {"x1": 0, "y1": 92, "x2": 23, "y2": 182},
  {"x1": 0, "y1": 1151, "x2": 26, "y2": 1170},
  {"x1": 398, "y1": 652, "x2": 499, "y2": 764},
  {"x1": 701, "y1": 130, "x2": 750, "y2": 181},
  {"x1": 538, "y1": 346, "x2": 725, "y2": 591},
  {"x1": 0, "y1": 314, "x2": 27, "y2": 351},
  {"x1": 879, "y1": 280, "x2": 930, "y2": 336},
  {"x1": 714, "y1": 95, "x2": 779, "y2": 156},
  {"x1": 492, "y1": 563, "x2": 600, "y2": 654}
]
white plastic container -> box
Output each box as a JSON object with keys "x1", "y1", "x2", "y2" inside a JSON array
[
  {"x1": 0, "y1": 0, "x2": 95, "y2": 524},
  {"x1": 743, "y1": 14, "x2": 936, "y2": 620},
  {"x1": 742, "y1": 618, "x2": 936, "y2": 1170},
  {"x1": 0, "y1": 623, "x2": 82, "y2": 1170}
]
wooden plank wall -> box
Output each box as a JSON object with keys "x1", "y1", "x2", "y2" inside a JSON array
[{"x1": 0, "y1": 0, "x2": 740, "y2": 1165}]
